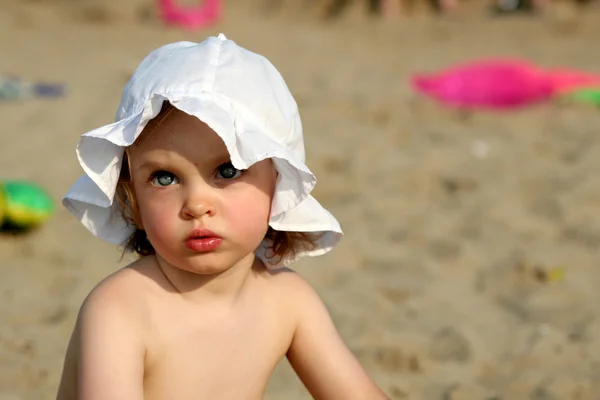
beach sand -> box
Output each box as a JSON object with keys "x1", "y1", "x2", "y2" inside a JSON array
[{"x1": 2, "y1": 1, "x2": 600, "y2": 398}]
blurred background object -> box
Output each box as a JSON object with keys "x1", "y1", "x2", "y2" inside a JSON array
[
  {"x1": 0, "y1": 181, "x2": 55, "y2": 232},
  {"x1": 2, "y1": 0, "x2": 600, "y2": 399}
]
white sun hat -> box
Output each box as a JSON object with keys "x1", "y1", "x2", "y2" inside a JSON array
[{"x1": 62, "y1": 33, "x2": 342, "y2": 268}]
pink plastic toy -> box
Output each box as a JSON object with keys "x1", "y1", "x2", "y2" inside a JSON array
[
  {"x1": 411, "y1": 59, "x2": 554, "y2": 109},
  {"x1": 411, "y1": 59, "x2": 600, "y2": 110},
  {"x1": 158, "y1": 0, "x2": 222, "y2": 30},
  {"x1": 545, "y1": 68, "x2": 600, "y2": 94}
]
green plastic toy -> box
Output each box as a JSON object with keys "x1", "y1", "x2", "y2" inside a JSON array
[
  {"x1": 0, "y1": 180, "x2": 54, "y2": 230},
  {"x1": 0, "y1": 186, "x2": 4, "y2": 225},
  {"x1": 565, "y1": 88, "x2": 600, "y2": 106}
]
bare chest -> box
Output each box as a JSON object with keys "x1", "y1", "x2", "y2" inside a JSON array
[{"x1": 143, "y1": 299, "x2": 293, "y2": 399}]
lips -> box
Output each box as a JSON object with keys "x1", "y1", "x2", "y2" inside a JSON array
[{"x1": 185, "y1": 228, "x2": 223, "y2": 252}]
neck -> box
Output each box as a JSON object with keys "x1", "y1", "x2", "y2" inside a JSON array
[{"x1": 153, "y1": 253, "x2": 260, "y2": 305}]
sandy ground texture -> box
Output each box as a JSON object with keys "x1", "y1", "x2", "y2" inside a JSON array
[{"x1": 2, "y1": 0, "x2": 600, "y2": 399}]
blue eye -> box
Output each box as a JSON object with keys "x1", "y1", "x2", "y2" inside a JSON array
[
  {"x1": 151, "y1": 171, "x2": 179, "y2": 187},
  {"x1": 216, "y1": 163, "x2": 242, "y2": 179}
]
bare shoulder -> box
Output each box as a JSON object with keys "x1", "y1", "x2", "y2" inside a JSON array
[
  {"x1": 268, "y1": 267, "x2": 389, "y2": 399},
  {"x1": 82, "y1": 258, "x2": 156, "y2": 319},
  {"x1": 256, "y1": 266, "x2": 326, "y2": 316},
  {"x1": 76, "y1": 256, "x2": 161, "y2": 351},
  {"x1": 56, "y1": 257, "x2": 156, "y2": 400},
  {"x1": 258, "y1": 267, "x2": 317, "y2": 295}
]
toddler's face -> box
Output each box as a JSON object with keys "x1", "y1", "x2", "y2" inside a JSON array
[{"x1": 127, "y1": 108, "x2": 277, "y2": 274}]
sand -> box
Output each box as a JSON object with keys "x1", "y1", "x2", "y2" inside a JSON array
[{"x1": 2, "y1": 0, "x2": 600, "y2": 398}]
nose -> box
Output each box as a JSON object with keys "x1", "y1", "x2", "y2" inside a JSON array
[{"x1": 180, "y1": 183, "x2": 216, "y2": 220}]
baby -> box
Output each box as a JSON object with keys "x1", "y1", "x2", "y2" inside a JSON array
[{"x1": 57, "y1": 34, "x2": 388, "y2": 400}]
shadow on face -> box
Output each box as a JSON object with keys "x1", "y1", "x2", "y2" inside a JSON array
[{"x1": 127, "y1": 104, "x2": 278, "y2": 202}]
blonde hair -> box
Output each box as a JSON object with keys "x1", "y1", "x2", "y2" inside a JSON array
[{"x1": 114, "y1": 102, "x2": 318, "y2": 261}]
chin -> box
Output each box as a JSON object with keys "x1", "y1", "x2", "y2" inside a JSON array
[{"x1": 181, "y1": 251, "x2": 253, "y2": 275}]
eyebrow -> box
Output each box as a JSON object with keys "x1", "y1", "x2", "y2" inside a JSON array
[
  {"x1": 194, "y1": 153, "x2": 232, "y2": 168},
  {"x1": 136, "y1": 160, "x2": 167, "y2": 172},
  {"x1": 135, "y1": 154, "x2": 233, "y2": 173}
]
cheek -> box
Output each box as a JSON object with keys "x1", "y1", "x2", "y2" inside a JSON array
[
  {"x1": 225, "y1": 188, "x2": 272, "y2": 239},
  {"x1": 138, "y1": 196, "x2": 180, "y2": 242}
]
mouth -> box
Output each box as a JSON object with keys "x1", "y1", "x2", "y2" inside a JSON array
[
  {"x1": 185, "y1": 229, "x2": 223, "y2": 252},
  {"x1": 187, "y1": 228, "x2": 220, "y2": 240}
]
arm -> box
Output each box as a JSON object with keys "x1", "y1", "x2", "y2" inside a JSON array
[
  {"x1": 286, "y1": 277, "x2": 388, "y2": 400},
  {"x1": 56, "y1": 321, "x2": 80, "y2": 400},
  {"x1": 75, "y1": 280, "x2": 146, "y2": 400}
]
